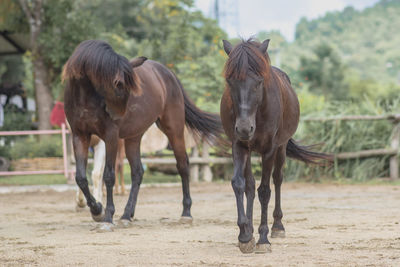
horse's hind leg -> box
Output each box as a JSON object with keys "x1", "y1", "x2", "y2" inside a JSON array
[
  {"x1": 92, "y1": 140, "x2": 106, "y2": 203},
  {"x1": 271, "y1": 145, "x2": 286, "y2": 238},
  {"x1": 120, "y1": 137, "x2": 143, "y2": 225},
  {"x1": 75, "y1": 188, "x2": 86, "y2": 210},
  {"x1": 72, "y1": 134, "x2": 104, "y2": 222},
  {"x1": 114, "y1": 139, "x2": 125, "y2": 195},
  {"x1": 159, "y1": 119, "x2": 192, "y2": 222}
]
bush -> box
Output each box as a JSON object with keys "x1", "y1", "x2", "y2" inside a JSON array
[
  {"x1": 285, "y1": 97, "x2": 400, "y2": 181},
  {"x1": 1, "y1": 105, "x2": 33, "y2": 132},
  {"x1": 9, "y1": 135, "x2": 63, "y2": 160}
]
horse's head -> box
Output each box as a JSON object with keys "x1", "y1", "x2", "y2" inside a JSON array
[
  {"x1": 223, "y1": 39, "x2": 270, "y2": 141},
  {"x1": 102, "y1": 56, "x2": 147, "y2": 120},
  {"x1": 63, "y1": 40, "x2": 147, "y2": 121}
]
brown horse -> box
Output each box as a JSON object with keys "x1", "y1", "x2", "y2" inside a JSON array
[
  {"x1": 220, "y1": 39, "x2": 331, "y2": 253},
  {"x1": 63, "y1": 40, "x2": 222, "y2": 230}
]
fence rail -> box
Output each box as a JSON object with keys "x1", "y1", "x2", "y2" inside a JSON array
[
  {"x1": 0, "y1": 123, "x2": 71, "y2": 178},
  {"x1": 303, "y1": 114, "x2": 400, "y2": 180},
  {"x1": 1, "y1": 114, "x2": 399, "y2": 180}
]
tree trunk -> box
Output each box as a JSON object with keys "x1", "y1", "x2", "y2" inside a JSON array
[
  {"x1": 19, "y1": 0, "x2": 53, "y2": 130},
  {"x1": 32, "y1": 54, "x2": 53, "y2": 130}
]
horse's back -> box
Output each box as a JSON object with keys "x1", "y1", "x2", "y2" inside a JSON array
[
  {"x1": 271, "y1": 67, "x2": 300, "y2": 144},
  {"x1": 118, "y1": 60, "x2": 185, "y2": 139}
]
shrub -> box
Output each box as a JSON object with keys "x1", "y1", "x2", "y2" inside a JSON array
[
  {"x1": 285, "y1": 98, "x2": 400, "y2": 181},
  {"x1": 9, "y1": 135, "x2": 63, "y2": 160}
]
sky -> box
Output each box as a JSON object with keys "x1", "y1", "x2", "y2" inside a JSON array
[{"x1": 194, "y1": 0, "x2": 380, "y2": 41}]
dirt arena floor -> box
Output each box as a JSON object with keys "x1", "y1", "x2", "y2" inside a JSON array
[{"x1": 0, "y1": 182, "x2": 399, "y2": 266}]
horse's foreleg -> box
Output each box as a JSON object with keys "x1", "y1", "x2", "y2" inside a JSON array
[
  {"x1": 244, "y1": 157, "x2": 255, "y2": 240},
  {"x1": 92, "y1": 140, "x2": 106, "y2": 203},
  {"x1": 101, "y1": 136, "x2": 118, "y2": 228},
  {"x1": 271, "y1": 145, "x2": 286, "y2": 238},
  {"x1": 255, "y1": 149, "x2": 276, "y2": 253},
  {"x1": 120, "y1": 137, "x2": 143, "y2": 224},
  {"x1": 232, "y1": 142, "x2": 254, "y2": 253},
  {"x1": 73, "y1": 134, "x2": 104, "y2": 221}
]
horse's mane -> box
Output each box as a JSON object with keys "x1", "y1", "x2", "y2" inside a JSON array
[
  {"x1": 62, "y1": 40, "x2": 141, "y2": 96},
  {"x1": 224, "y1": 38, "x2": 271, "y2": 82}
]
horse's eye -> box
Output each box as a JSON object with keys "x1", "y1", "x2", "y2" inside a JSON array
[
  {"x1": 116, "y1": 81, "x2": 124, "y2": 90},
  {"x1": 115, "y1": 82, "x2": 126, "y2": 98}
]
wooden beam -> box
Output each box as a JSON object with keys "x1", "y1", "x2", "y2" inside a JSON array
[
  {"x1": 336, "y1": 148, "x2": 397, "y2": 160},
  {"x1": 0, "y1": 31, "x2": 26, "y2": 54},
  {"x1": 303, "y1": 114, "x2": 400, "y2": 122}
]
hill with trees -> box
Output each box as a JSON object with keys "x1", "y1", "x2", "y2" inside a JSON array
[{"x1": 280, "y1": 0, "x2": 400, "y2": 101}]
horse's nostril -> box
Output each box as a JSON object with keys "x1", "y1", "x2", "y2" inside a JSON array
[
  {"x1": 235, "y1": 126, "x2": 239, "y2": 133},
  {"x1": 250, "y1": 126, "x2": 254, "y2": 132}
]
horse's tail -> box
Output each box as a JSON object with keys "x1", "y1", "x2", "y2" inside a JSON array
[
  {"x1": 286, "y1": 138, "x2": 333, "y2": 165},
  {"x1": 177, "y1": 82, "x2": 224, "y2": 144}
]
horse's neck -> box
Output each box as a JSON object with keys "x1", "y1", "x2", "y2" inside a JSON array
[
  {"x1": 259, "y1": 71, "x2": 282, "y2": 121},
  {"x1": 74, "y1": 78, "x2": 103, "y2": 106}
]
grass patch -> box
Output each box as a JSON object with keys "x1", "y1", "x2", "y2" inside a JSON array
[{"x1": 0, "y1": 174, "x2": 67, "y2": 185}]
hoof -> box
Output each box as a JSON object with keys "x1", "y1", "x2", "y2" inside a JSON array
[
  {"x1": 238, "y1": 237, "x2": 255, "y2": 254},
  {"x1": 76, "y1": 201, "x2": 86, "y2": 209},
  {"x1": 255, "y1": 243, "x2": 272, "y2": 254},
  {"x1": 271, "y1": 229, "x2": 285, "y2": 238},
  {"x1": 96, "y1": 222, "x2": 115, "y2": 233},
  {"x1": 118, "y1": 219, "x2": 133, "y2": 228},
  {"x1": 91, "y1": 205, "x2": 105, "y2": 222},
  {"x1": 75, "y1": 205, "x2": 86, "y2": 212},
  {"x1": 179, "y1": 216, "x2": 193, "y2": 224}
]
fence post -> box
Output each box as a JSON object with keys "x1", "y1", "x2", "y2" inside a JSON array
[
  {"x1": 390, "y1": 123, "x2": 400, "y2": 180},
  {"x1": 190, "y1": 146, "x2": 199, "y2": 182},
  {"x1": 201, "y1": 140, "x2": 213, "y2": 182},
  {"x1": 61, "y1": 123, "x2": 68, "y2": 178}
]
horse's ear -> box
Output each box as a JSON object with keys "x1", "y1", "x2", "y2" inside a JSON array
[
  {"x1": 130, "y1": 56, "x2": 147, "y2": 68},
  {"x1": 223, "y1": 40, "x2": 233, "y2": 55},
  {"x1": 259, "y1": 39, "x2": 270, "y2": 54}
]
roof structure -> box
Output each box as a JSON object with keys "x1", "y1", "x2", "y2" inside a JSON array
[{"x1": 0, "y1": 31, "x2": 29, "y2": 56}]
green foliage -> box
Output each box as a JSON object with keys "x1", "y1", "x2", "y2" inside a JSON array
[
  {"x1": 1, "y1": 105, "x2": 32, "y2": 132},
  {"x1": 0, "y1": 56, "x2": 25, "y2": 84},
  {"x1": 134, "y1": 0, "x2": 226, "y2": 66},
  {"x1": 299, "y1": 43, "x2": 348, "y2": 100},
  {"x1": 286, "y1": 97, "x2": 400, "y2": 181},
  {"x1": 0, "y1": 174, "x2": 66, "y2": 185},
  {"x1": 0, "y1": 0, "x2": 27, "y2": 32},
  {"x1": 176, "y1": 47, "x2": 226, "y2": 113},
  {"x1": 9, "y1": 135, "x2": 63, "y2": 160},
  {"x1": 286, "y1": 0, "x2": 400, "y2": 85},
  {"x1": 38, "y1": 0, "x2": 103, "y2": 99}
]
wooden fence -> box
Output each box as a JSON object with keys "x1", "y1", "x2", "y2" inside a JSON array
[
  {"x1": 302, "y1": 114, "x2": 400, "y2": 180},
  {"x1": 0, "y1": 123, "x2": 72, "y2": 178},
  {"x1": 123, "y1": 114, "x2": 400, "y2": 181},
  {"x1": 1, "y1": 114, "x2": 400, "y2": 181}
]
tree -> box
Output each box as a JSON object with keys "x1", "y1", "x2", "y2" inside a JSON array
[
  {"x1": 299, "y1": 43, "x2": 347, "y2": 100},
  {"x1": 17, "y1": 0, "x2": 53, "y2": 130},
  {"x1": 0, "y1": 0, "x2": 102, "y2": 129}
]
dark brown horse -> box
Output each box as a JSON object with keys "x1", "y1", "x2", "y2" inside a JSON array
[
  {"x1": 63, "y1": 40, "x2": 222, "y2": 230},
  {"x1": 220, "y1": 39, "x2": 331, "y2": 253}
]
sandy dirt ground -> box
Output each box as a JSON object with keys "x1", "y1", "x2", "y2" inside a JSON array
[{"x1": 0, "y1": 182, "x2": 399, "y2": 266}]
